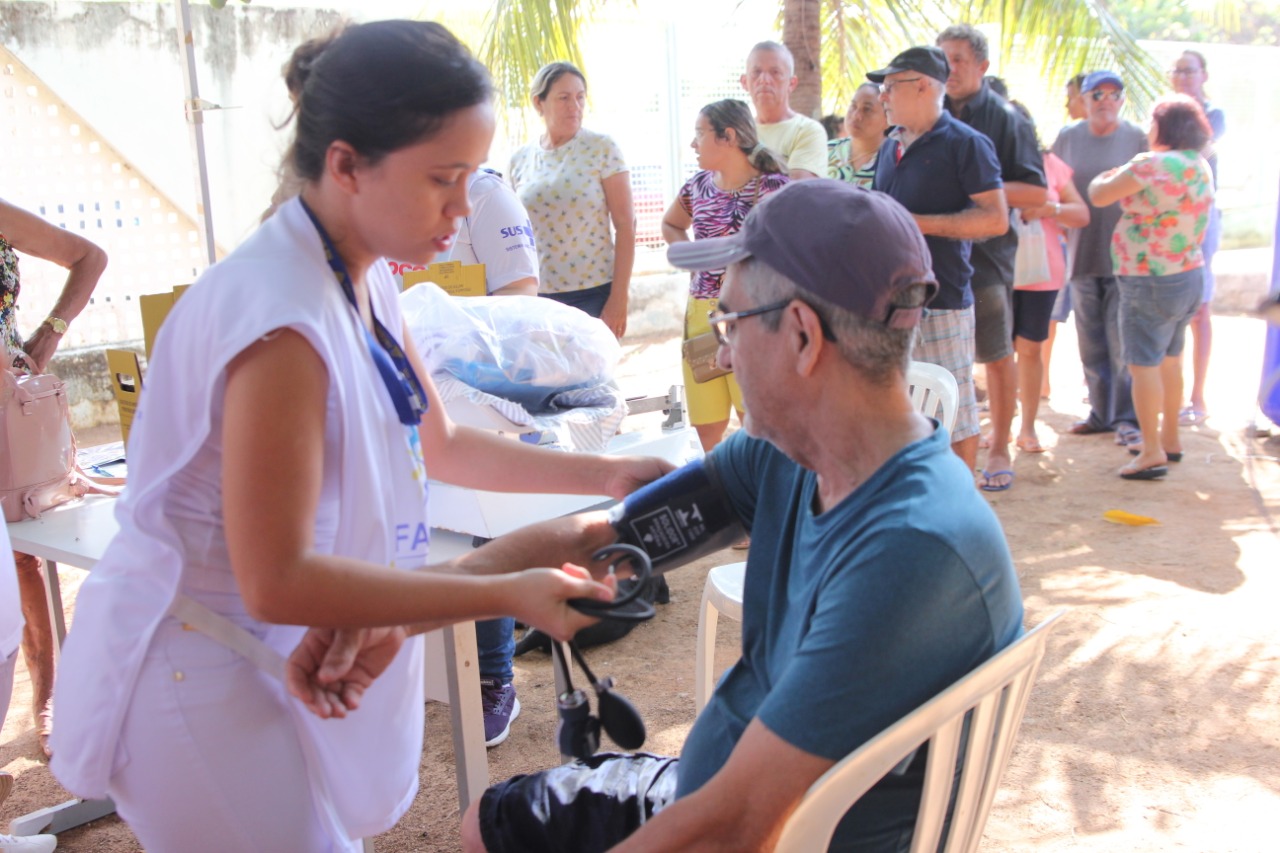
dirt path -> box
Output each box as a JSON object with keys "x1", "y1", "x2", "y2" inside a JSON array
[{"x1": 4, "y1": 314, "x2": 1278, "y2": 852}]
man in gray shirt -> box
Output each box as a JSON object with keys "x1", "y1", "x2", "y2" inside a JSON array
[{"x1": 1051, "y1": 70, "x2": 1147, "y2": 442}]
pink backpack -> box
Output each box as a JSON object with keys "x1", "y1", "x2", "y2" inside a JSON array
[{"x1": 1, "y1": 361, "x2": 115, "y2": 522}]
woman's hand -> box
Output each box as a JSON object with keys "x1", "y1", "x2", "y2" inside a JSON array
[
  {"x1": 601, "y1": 455, "x2": 676, "y2": 501},
  {"x1": 600, "y1": 293, "x2": 628, "y2": 339},
  {"x1": 22, "y1": 323, "x2": 62, "y2": 374},
  {"x1": 285, "y1": 626, "x2": 407, "y2": 719},
  {"x1": 505, "y1": 563, "x2": 616, "y2": 642}
]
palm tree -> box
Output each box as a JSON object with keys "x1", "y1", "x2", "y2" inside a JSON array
[{"x1": 480, "y1": 0, "x2": 1165, "y2": 119}]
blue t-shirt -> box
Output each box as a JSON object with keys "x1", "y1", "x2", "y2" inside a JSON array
[
  {"x1": 677, "y1": 427, "x2": 1024, "y2": 851},
  {"x1": 872, "y1": 112, "x2": 1003, "y2": 310}
]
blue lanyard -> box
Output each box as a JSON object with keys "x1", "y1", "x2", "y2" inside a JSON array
[{"x1": 298, "y1": 199, "x2": 429, "y2": 426}]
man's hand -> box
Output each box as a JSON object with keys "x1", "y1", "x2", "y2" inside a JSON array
[
  {"x1": 285, "y1": 626, "x2": 407, "y2": 719},
  {"x1": 601, "y1": 455, "x2": 676, "y2": 501}
]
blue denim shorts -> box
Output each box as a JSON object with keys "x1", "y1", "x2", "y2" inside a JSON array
[{"x1": 1117, "y1": 269, "x2": 1204, "y2": 367}]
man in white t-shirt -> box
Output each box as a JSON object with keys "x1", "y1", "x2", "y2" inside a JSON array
[
  {"x1": 741, "y1": 41, "x2": 828, "y2": 180},
  {"x1": 439, "y1": 168, "x2": 539, "y2": 296}
]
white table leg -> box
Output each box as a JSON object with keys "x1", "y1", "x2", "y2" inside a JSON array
[
  {"x1": 443, "y1": 620, "x2": 487, "y2": 813},
  {"x1": 8, "y1": 797, "x2": 115, "y2": 836},
  {"x1": 40, "y1": 558, "x2": 67, "y2": 659}
]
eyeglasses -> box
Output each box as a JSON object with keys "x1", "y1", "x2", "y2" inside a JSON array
[
  {"x1": 707, "y1": 300, "x2": 791, "y2": 346},
  {"x1": 879, "y1": 77, "x2": 923, "y2": 95},
  {"x1": 1090, "y1": 90, "x2": 1123, "y2": 102},
  {"x1": 708, "y1": 299, "x2": 839, "y2": 346},
  {"x1": 1170, "y1": 67, "x2": 1202, "y2": 76}
]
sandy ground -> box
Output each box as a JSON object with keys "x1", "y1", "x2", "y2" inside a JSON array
[{"x1": 3, "y1": 311, "x2": 1279, "y2": 852}]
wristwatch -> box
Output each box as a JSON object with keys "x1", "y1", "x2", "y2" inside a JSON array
[{"x1": 44, "y1": 316, "x2": 68, "y2": 334}]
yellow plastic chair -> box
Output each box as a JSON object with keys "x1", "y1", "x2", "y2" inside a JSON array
[
  {"x1": 774, "y1": 611, "x2": 1063, "y2": 852},
  {"x1": 694, "y1": 361, "x2": 960, "y2": 711}
]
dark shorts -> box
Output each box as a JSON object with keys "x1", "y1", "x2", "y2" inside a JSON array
[
  {"x1": 1011, "y1": 289, "x2": 1059, "y2": 343},
  {"x1": 541, "y1": 282, "x2": 613, "y2": 319},
  {"x1": 972, "y1": 282, "x2": 1014, "y2": 363},
  {"x1": 478, "y1": 752, "x2": 680, "y2": 853}
]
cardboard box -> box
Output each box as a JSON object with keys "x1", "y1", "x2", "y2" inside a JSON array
[
  {"x1": 105, "y1": 349, "x2": 143, "y2": 445},
  {"x1": 404, "y1": 262, "x2": 487, "y2": 297},
  {"x1": 138, "y1": 284, "x2": 190, "y2": 359}
]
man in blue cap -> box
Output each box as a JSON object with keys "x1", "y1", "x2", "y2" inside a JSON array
[
  {"x1": 1051, "y1": 70, "x2": 1148, "y2": 444},
  {"x1": 461, "y1": 180, "x2": 1023, "y2": 853}
]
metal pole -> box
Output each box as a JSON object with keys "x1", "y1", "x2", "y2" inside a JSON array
[{"x1": 174, "y1": 0, "x2": 217, "y2": 269}]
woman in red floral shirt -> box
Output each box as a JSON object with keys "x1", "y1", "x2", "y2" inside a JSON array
[{"x1": 1087, "y1": 96, "x2": 1214, "y2": 480}]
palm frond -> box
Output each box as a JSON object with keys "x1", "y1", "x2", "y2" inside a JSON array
[{"x1": 479, "y1": 0, "x2": 618, "y2": 109}]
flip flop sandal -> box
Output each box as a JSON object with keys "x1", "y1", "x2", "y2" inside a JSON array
[
  {"x1": 1129, "y1": 449, "x2": 1182, "y2": 462},
  {"x1": 1120, "y1": 464, "x2": 1168, "y2": 480},
  {"x1": 978, "y1": 469, "x2": 1015, "y2": 492},
  {"x1": 1179, "y1": 407, "x2": 1208, "y2": 426},
  {"x1": 1016, "y1": 436, "x2": 1045, "y2": 453}
]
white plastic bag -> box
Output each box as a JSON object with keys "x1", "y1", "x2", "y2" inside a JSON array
[
  {"x1": 1012, "y1": 214, "x2": 1052, "y2": 289},
  {"x1": 400, "y1": 283, "x2": 621, "y2": 413}
]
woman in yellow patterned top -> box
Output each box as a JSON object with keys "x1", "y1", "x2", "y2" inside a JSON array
[{"x1": 509, "y1": 62, "x2": 634, "y2": 339}]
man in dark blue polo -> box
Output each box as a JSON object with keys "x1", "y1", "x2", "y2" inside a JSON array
[
  {"x1": 871, "y1": 45, "x2": 1008, "y2": 473},
  {"x1": 936, "y1": 25, "x2": 1047, "y2": 492}
]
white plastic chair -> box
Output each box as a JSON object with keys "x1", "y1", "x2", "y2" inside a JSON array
[
  {"x1": 774, "y1": 611, "x2": 1063, "y2": 853},
  {"x1": 906, "y1": 359, "x2": 959, "y2": 433},
  {"x1": 693, "y1": 361, "x2": 960, "y2": 711}
]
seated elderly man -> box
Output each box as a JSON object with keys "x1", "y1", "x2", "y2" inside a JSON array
[{"x1": 461, "y1": 181, "x2": 1024, "y2": 853}]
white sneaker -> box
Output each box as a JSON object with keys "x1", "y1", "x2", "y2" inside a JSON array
[{"x1": 0, "y1": 834, "x2": 57, "y2": 852}]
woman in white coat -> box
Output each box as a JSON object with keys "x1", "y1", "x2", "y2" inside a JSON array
[{"x1": 50, "y1": 21, "x2": 664, "y2": 853}]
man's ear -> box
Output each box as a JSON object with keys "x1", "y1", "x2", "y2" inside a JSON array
[
  {"x1": 787, "y1": 75, "x2": 798, "y2": 94},
  {"x1": 979, "y1": 59, "x2": 991, "y2": 77},
  {"x1": 325, "y1": 140, "x2": 362, "y2": 195},
  {"x1": 788, "y1": 301, "x2": 825, "y2": 377},
  {"x1": 740, "y1": 73, "x2": 750, "y2": 92}
]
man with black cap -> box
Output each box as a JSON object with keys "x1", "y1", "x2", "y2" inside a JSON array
[
  {"x1": 868, "y1": 45, "x2": 1009, "y2": 475},
  {"x1": 461, "y1": 180, "x2": 1023, "y2": 853},
  {"x1": 937, "y1": 25, "x2": 1048, "y2": 492},
  {"x1": 1051, "y1": 70, "x2": 1147, "y2": 444}
]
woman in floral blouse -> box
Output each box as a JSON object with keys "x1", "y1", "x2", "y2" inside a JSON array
[
  {"x1": 661, "y1": 99, "x2": 788, "y2": 453},
  {"x1": 827, "y1": 82, "x2": 887, "y2": 188},
  {"x1": 1, "y1": 196, "x2": 107, "y2": 756},
  {"x1": 1088, "y1": 96, "x2": 1214, "y2": 481},
  {"x1": 510, "y1": 62, "x2": 634, "y2": 338}
]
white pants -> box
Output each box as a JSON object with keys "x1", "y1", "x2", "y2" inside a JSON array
[{"x1": 108, "y1": 619, "x2": 360, "y2": 853}]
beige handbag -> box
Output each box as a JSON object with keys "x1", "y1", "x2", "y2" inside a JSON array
[{"x1": 682, "y1": 331, "x2": 730, "y2": 384}]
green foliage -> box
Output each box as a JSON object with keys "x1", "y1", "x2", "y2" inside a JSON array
[{"x1": 1105, "y1": 0, "x2": 1279, "y2": 45}]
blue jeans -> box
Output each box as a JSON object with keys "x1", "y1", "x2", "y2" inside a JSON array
[
  {"x1": 541, "y1": 282, "x2": 612, "y2": 318},
  {"x1": 1071, "y1": 275, "x2": 1135, "y2": 430},
  {"x1": 477, "y1": 617, "x2": 515, "y2": 684}
]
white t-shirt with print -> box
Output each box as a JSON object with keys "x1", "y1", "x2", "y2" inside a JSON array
[
  {"x1": 439, "y1": 169, "x2": 539, "y2": 292},
  {"x1": 508, "y1": 128, "x2": 628, "y2": 294}
]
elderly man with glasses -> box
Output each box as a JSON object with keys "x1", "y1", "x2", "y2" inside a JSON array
[
  {"x1": 869, "y1": 45, "x2": 1008, "y2": 475},
  {"x1": 460, "y1": 180, "x2": 1024, "y2": 853},
  {"x1": 1051, "y1": 70, "x2": 1148, "y2": 445}
]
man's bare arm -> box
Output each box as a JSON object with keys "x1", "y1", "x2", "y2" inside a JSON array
[{"x1": 913, "y1": 188, "x2": 1008, "y2": 240}]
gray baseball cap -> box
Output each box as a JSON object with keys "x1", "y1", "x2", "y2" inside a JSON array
[{"x1": 667, "y1": 181, "x2": 937, "y2": 329}]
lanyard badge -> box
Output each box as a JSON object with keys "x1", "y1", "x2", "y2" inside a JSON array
[{"x1": 299, "y1": 199, "x2": 430, "y2": 426}]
